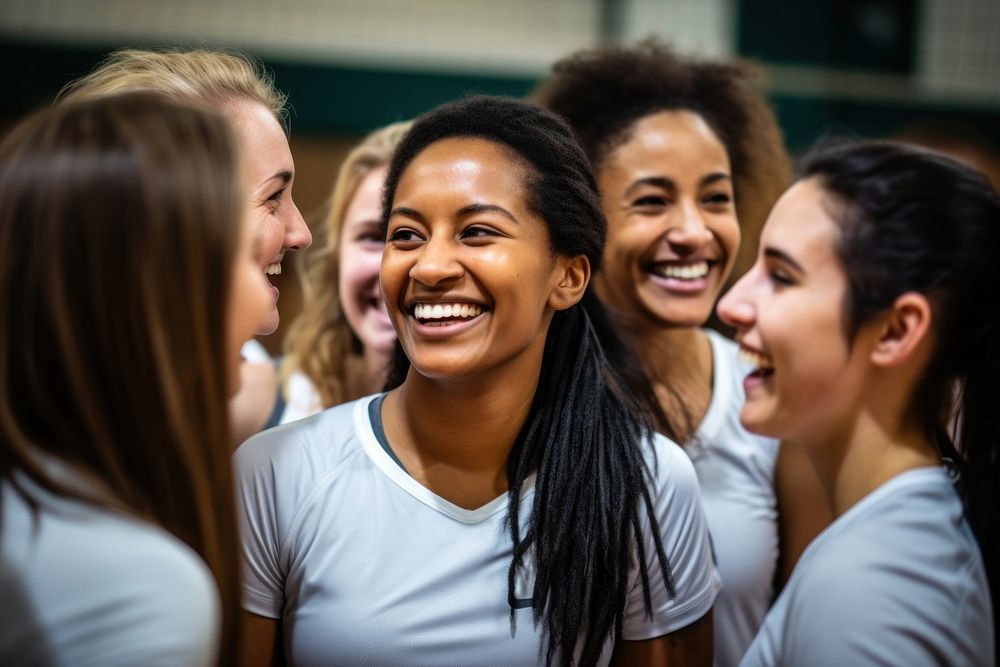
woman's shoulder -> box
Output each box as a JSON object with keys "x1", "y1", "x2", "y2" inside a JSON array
[
  {"x1": 643, "y1": 433, "x2": 706, "y2": 515},
  {"x1": 1, "y1": 486, "x2": 220, "y2": 666},
  {"x1": 234, "y1": 394, "x2": 376, "y2": 497},
  {"x1": 280, "y1": 370, "x2": 323, "y2": 424}
]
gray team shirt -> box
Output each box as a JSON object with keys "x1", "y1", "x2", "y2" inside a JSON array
[
  {"x1": 740, "y1": 467, "x2": 993, "y2": 666},
  {"x1": 0, "y1": 476, "x2": 221, "y2": 667}
]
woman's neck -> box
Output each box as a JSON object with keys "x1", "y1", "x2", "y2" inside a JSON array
[
  {"x1": 620, "y1": 323, "x2": 714, "y2": 442},
  {"x1": 801, "y1": 408, "x2": 940, "y2": 518},
  {"x1": 380, "y1": 347, "x2": 544, "y2": 509}
]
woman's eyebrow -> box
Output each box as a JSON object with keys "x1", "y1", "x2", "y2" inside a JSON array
[
  {"x1": 764, "y1": 247, "x2": 806, "y2": 273},
  {"x1": 457, "y1": 202, "x2": 517, "y2": 223}
]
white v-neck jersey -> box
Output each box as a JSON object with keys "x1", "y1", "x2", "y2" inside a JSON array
[
  {"x1": 236, "y1": 394, "x2": 721, "y2": 666},
  {"x1": 739, "y1": 467, "x2": 993, "y2": 666},
  {"x1": 688, "y1": 329, "x2": 780, "y2": 666}
]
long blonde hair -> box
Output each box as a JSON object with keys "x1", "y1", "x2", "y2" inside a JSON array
[
  {"x1": 58, "y1": 47, "x2": 287, "y2": 127},
  {"x1": 282, "y1": 120, "x2": 412, "y2": 408},
  {"x1": 0, "y1": 92, "x2": 244, "y2": 665}
]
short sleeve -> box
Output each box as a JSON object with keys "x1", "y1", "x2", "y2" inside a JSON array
[
  {"x1": 622, "y1": 435, "x2": 721, "y2": 640},
  {"x1": 773, "y1": 557, "x2": 987, "y2": 667},
  {"x1": 234, "y1": 431, "x2": 290, "y2": 618}
]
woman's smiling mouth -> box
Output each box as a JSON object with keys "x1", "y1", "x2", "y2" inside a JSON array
[{"x1": 413, "y1": 302, "x2": 487, "y2": 327}]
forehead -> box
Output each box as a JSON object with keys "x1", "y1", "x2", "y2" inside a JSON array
[
  {"x1": 606, "y1": 109, "x2": 730, "y2": 176},
  {"x1": 395, "y1": 137, "x2": 531, "y2": 202},
  {"x1": 223, "y1": 98, "x2": 293, "y2": 185},
  {"x1": 762, "y1": 178, "x2": 843, "y2": 270},
  {"x1": 342, "y1": 166, "x2": 387, "y2": 226}
]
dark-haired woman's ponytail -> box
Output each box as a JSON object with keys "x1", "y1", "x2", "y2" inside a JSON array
[
  {"x1": 956, "y1": 319, "x2": 1000, "y2": 662},
  {"x1": 505, "y1": 303, "x2": 674, "y2": 667}
]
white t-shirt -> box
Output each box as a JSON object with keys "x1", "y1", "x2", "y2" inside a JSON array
[
  {"x1": 279, "y1": 370, "x2": 322, "y2": 425},
  {"x1": 689, "y1": 330, "x2": 780, "y2": 666},
  {"x1": 739, "y1": 467, "x2": 994, "y2": 666},
  {"x1": 236, "y1": 394, "x2": 721, "y2": 666},
  {"x1": 0, "y1": 476, "x2": 220, "y2": 666}
]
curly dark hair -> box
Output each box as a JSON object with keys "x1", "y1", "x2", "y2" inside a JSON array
[{"x1": 532, "y1": 38, "x2": 791, "y2": 279}]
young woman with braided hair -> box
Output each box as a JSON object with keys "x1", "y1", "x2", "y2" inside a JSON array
[{"x1": 236, "y1": 96, "x2": 720, "y2": 666}]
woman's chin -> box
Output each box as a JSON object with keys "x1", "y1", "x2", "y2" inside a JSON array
[{"x1": 362, "y1": 330, "x2": 399, "y2": 356}]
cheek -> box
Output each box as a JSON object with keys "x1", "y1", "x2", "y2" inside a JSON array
[
  {"x1": 340, "y1": 247, "x2": 382, "y2": 292},
  {"x1": 378, "y1": 250, "x2": 409, "y2": 312},
  {"x1": 235, "y1": 265, "x2": 271, "y2": 333},
  {"x1": 717, "y1": 217, "x2": 741, "y2": 257},
  {"x1": 771, "y1": 310, "x2": 852, "y2": 396},
  {"x1": 253, "y1": 211, "x2": 283, "y2": 253}
]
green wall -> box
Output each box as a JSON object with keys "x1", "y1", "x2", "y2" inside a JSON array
[{"x1": 3, "y1": 37, "x2": 998, "y2": 152}]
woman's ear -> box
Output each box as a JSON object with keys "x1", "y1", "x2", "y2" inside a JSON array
[
  {"x1": 870, "y1": 292, "x2": 933, "y2": 368},
  {"x1": 548, "y1": 255, "x2": 590, "y2": 311}
]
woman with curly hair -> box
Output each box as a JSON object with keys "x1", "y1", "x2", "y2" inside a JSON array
[{"x1": 535, "y1": 41, "x2": 830, "y2": 665}]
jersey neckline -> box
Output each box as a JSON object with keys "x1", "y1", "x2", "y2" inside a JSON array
[{"x1": 353, "y1": 393, "x2": 535, "y2": 524}]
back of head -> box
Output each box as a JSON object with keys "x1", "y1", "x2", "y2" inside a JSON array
[
  {"x1": 534, "y1": 39, "x2": 791, "y2": 277},
  {"x1": 58, "y1": 47, "x2": 287, "y2": 128},
  {"x1": 0, "y1": 91, "x2": 243, "y2": 661},
  {"x1": 800, "y1": 140, "x2": 1000, "y2": 652}
]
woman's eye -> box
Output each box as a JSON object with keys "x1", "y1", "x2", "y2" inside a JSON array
[
  {"x1": 390, "y1": 228, "x2": 422, "y2": 244},
  {"x1": 768, "y1": 269, "x2": 795, "y2": 286},
  {"x1": 356, "y1": 232, "x2": 384, "y2": 244},
  {"x1": 266, "y1": 188, "x2": 285, "y2": 208},
  {"x1": 461, "y1": 225, "x2": 498, "y2": 240},
  {"x1": 633, "y1": 195, "x2": 669, "y2": 207},
  {"x1": 704, "y1": 192, "x2": 732, "y2": 206}
]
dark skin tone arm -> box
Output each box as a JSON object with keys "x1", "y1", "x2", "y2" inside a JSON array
[
  {"x1": 242, "y1": 612, "x2": 283, "y2": 667},
  {"x1": 611, "y1": 609, "x2": 714, "y2": 667},
  {"x1": 242, "y1": 595, "x2": 712, "y2": 667}
]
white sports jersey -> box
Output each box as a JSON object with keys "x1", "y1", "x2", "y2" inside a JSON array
[
  {"x1": 739, "y1": 467, "x2": 994, "y2": 666},
  {"x1": 689, "y1": 330, "x2": 780, "y2": 666},
  {"x1": 279, "y1": 370, "x2": 322, "y2": 425},
  {"x1": 0, "y1": 476, "x2": 220, "y2": 666},
  {"x1": 236, "y1": 394, "x2": 721, "y2": 666}
]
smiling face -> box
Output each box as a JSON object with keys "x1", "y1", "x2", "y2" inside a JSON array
[
  {"x1": 595, "y1": 110, "x2": 740, "y2": 332},
  {"x1": 381, "y1": 137, "x2": 573, "y2": 383},
  {"x1": 716, "y1": 178, "x2": 878, "y2": 442},
  {"x1": 225, "y1": 98, "x2": 312, "y2": 335},
  {"x1": 338, "y1": 165, "x2": 395, "y2": 355}
]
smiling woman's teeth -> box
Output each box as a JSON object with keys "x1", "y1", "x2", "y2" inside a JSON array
[
  {"x1": 265, "y1": 263, "x2": 281, "y2": 276},
  {"x1": 739, "y1": 348, "x2": 774, "y2": 370},
  {"x1": 653, "y1": 261, "x2": 709, "y2": 280},
  {"x1": 414, "y1": 303, "x2": 483, "y2": 320}
]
